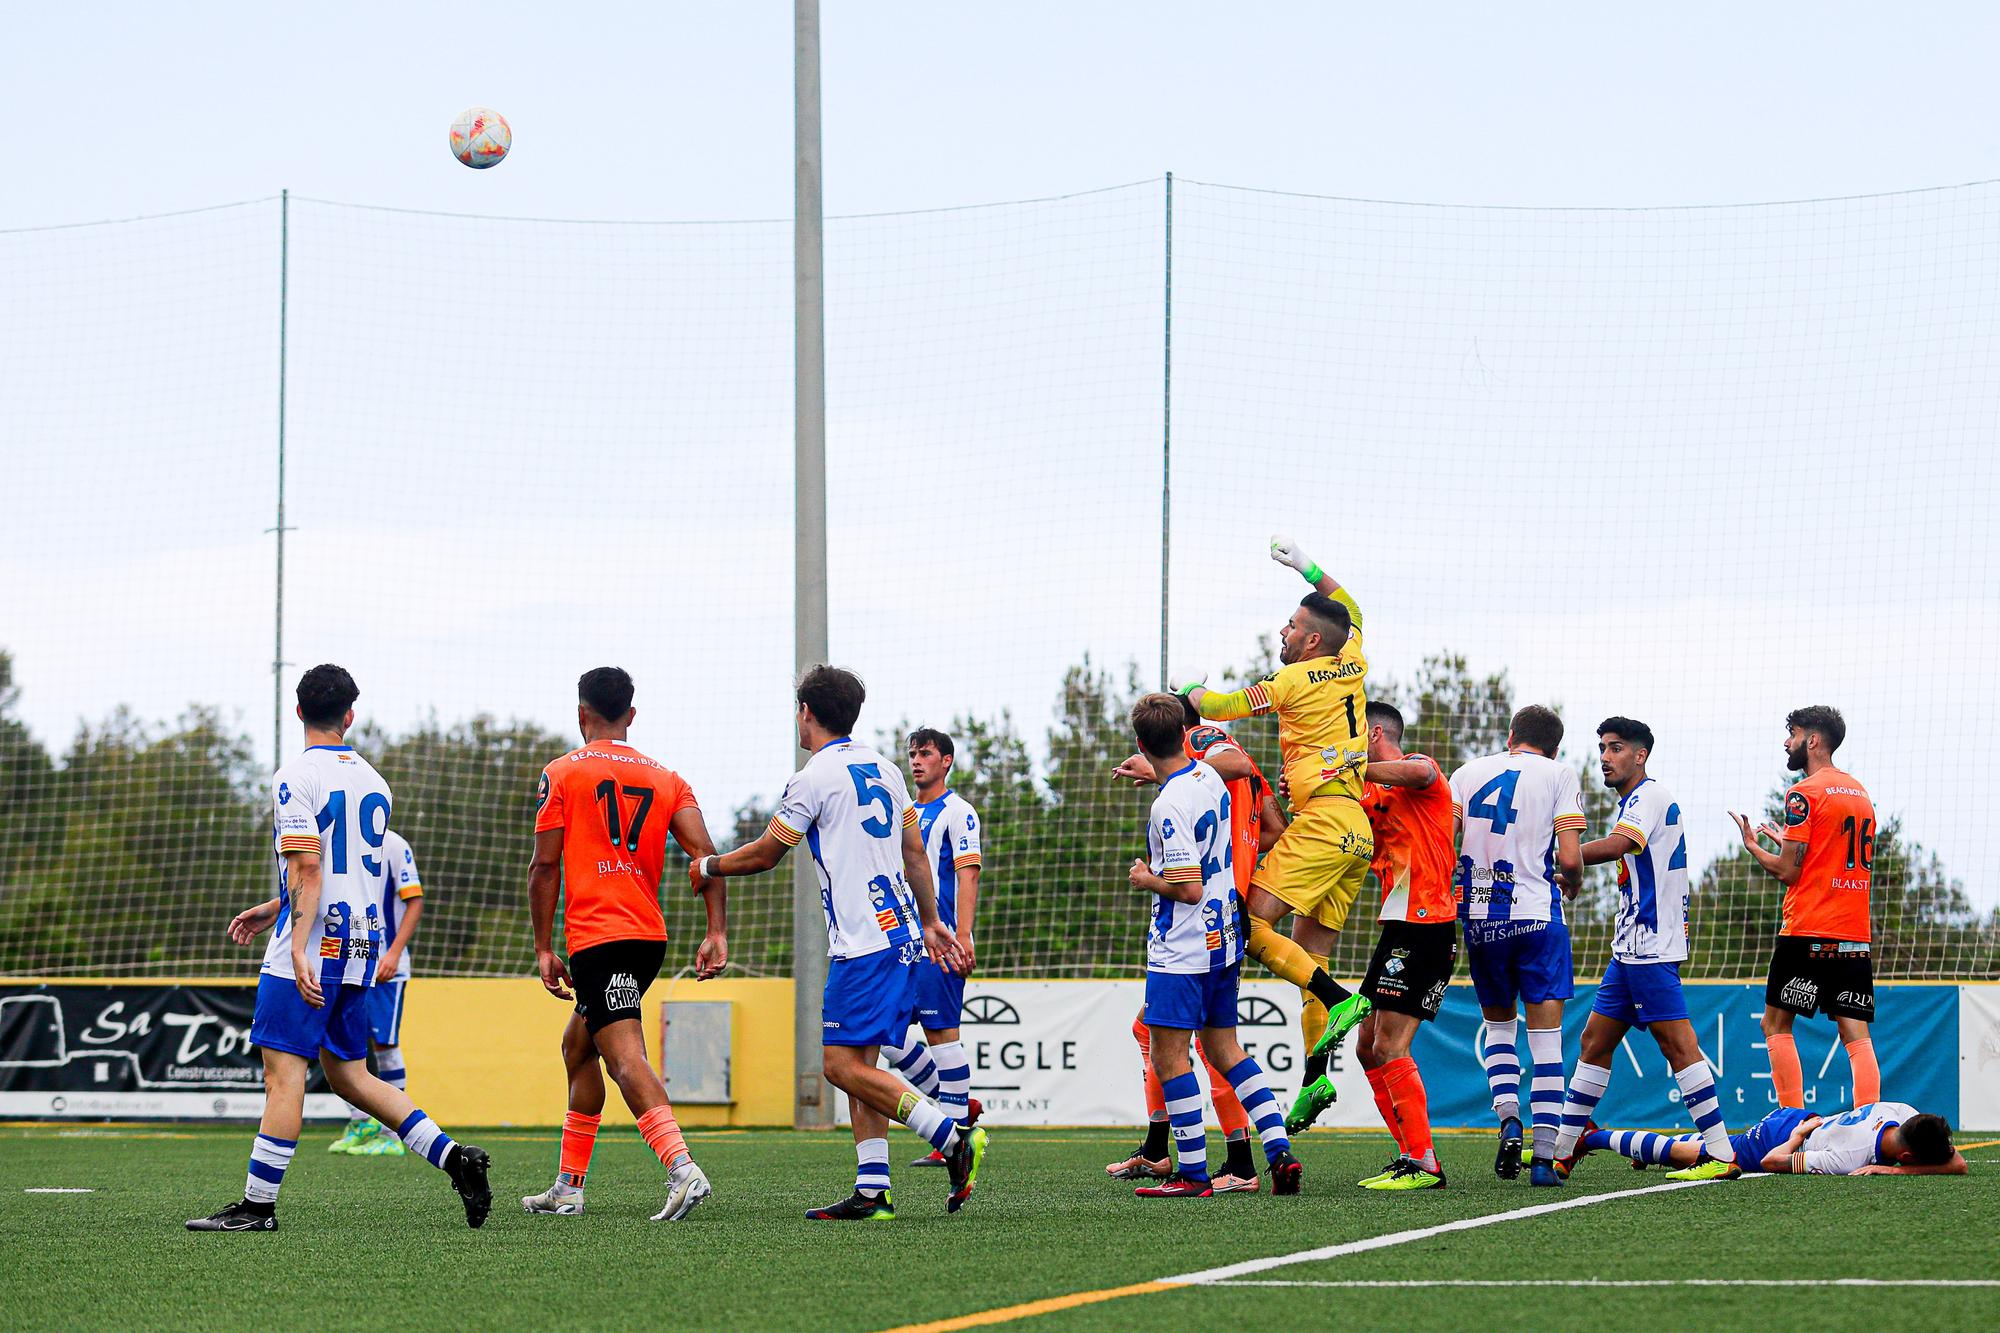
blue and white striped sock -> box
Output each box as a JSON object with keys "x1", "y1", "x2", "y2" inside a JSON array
[
  {"x1": 1223, "y1": 1057, "x2": 1291, "y2": 1163},
  {"x1": 1526, "y1": 1026, "x2": 1566, "y2": 1160},
  {"x1": 1162, "y1": 1071, "x2": 1209, "y2": 1182},
  {"x1": 1482, "y1": 1019, "x2": 1521, "y2": 1123},
  {"x1": 931, "y1": 1040, "x2": 971, "y2": 1117},
  {"x1": 1673, "y1": 1061, "x2": 1734, "y2": 1163},
  {"x1": 375, "y1": 1046, "x2": 407, "y2": 1093},
  {"x1": 1599, "y1": 1129, "x2": 1689, "y2": 1165},
  {"x1": 855, "y1": 1137, "x2": 891, "y2": 1197},
  {"x1": 884, "y1": 1032, "x2": 941, "y2": 1099},
  {"x1": 899, "y1": 1092, "x2": 960, "y2": 1152},
  {"x1": 1554, "y1": 1061, "x2": 1611, "y2": 1160},
  {"x1": 395, "y1": 1109, "x2": 458, "y2": 1170},
  {"x1": 244, "y1": 1133, "x2": 296, "y2": 1204}
]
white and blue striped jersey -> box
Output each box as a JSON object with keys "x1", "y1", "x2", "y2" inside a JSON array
[
  {"x1": 1608, "y1": 778, "x2": 1690, "y2": 963},
  {"x1": 1802, "y1": 1102, "x2": 1920, "y2": 1175},
  {"x1": 771, "y1": 737, "x2": 922, "y2": 962},
  {"x1": 264, "y1": 744, "x2": 394, "y2": 988},
  {"x1": 915, "y1": 790, "x2": 981, "y2": 933},
  {"x1": 375, "y1": 830, "x2": 423, "y2": 982},
  {"x1": 1144, "y1": 760, "x2": 1242, "y2": 976},
  {"x1": 1449, "y1": 750, "x2": 1587, "y2": 924}
]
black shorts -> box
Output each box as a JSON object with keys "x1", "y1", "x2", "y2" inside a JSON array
[
  {"x1": 1362, "y1": 920, "x2": 1459, "y2": 1021},
  {"x1": 569, "y1": 938, "x2": 666, "y2": 1033},
  {"x1": 1765, "y1": 937, "x2": 1874, "y2": 1021}
]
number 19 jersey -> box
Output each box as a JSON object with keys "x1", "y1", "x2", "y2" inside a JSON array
[
  {"x1": 1449, "y1": 750, "x2": 1587, "y2": 924},
  {"x1": 266, "y1": 744, "x2": 395, "y2": 987},
  {"x1": 535, "y1": 739, "x2": 700, "y2": 955},
  {"x1": 771, "y1": 737, "x2": 923, "y2": 962}
]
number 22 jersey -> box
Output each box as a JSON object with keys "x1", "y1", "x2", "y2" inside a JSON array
[
  {"x1": 771, "y1": 737, "x2": 923, "y2": 962},
  {"x1": 535, "y1": 739, "x2": 700, "y2": 955}
]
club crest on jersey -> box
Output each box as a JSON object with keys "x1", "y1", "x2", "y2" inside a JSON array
[
  {"x1": 536, "y1": 772, "x2": 550, "y2": 811},
  {"x1": 1160, "y1": 818, "x2": 1176, "y2": 839},
  {"x1": 277, "y1": 783, "x2": 291, "y2": 805},
  {"x1": 1785, "y1": 792, "x2": 1811, "y2": 826}
]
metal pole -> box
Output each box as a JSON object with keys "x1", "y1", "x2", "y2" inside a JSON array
[
  {"x1": 271, "y1": 188, "x2": 291, "y2": 769},
  {"x1": 1159, "y1": 172, "x2": 1173, "y2": 689},
  {"x1": 792, "y1": 0, "x2": 833, "y2": 1131}
]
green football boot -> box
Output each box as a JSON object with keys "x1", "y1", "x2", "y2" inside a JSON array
[
  {"x1": 328, "y1": 1120, "x2": 374, "y2": 1155},
  {"x1": 1665, "y1": 1157, "x2": 1742, "y2": 1182},
  {"x1": 1363, "y1": 1157, "x2": 1446, "y2": 1190},
  {"x1": 1285, "y1": 1076, "x2": 1338, "y2": 1134},
  {"x1": 1308, "y1": 993, "x2": 1373, "y2": 1063}
]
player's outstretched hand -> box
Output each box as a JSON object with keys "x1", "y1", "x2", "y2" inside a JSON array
[
  {"x1": 693, "y1": 932, "x2": 728, "y2": 980},
  {"x1": 1730, "y1": 811, "x2": 1774, "y2": 850},
  {"x1": 1270, "y1": 533, "x2": 1310, "y2": 571},
  {"x1": 537, "y1": 949, "x2": 574, "y2": 1001},
  {"x1": 1112, "y1": 753, "x2": 1157, "y2": 786},
  {"x1": 924, "y1": 921, "x2": 965, "y2": 975},
  {"x1": 226, "y1": 899, "x2": 280, "y2": 946}
]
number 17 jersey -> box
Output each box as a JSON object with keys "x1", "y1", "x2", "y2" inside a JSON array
[
  {"x1": 536, "y1": 739, "x2": 701, "y2": 955},
  {"x1": 771, "y1": 737, "x2": 923, "y2": 962}
]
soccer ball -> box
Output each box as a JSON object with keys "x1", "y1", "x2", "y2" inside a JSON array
[{"x1": 450, "y1": 108, "x2": 511, "y2": 169}]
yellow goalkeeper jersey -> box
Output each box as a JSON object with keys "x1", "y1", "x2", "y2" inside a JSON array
[{"x1": 1200, "y1": 600, "x2": 1368, "y2": 807}]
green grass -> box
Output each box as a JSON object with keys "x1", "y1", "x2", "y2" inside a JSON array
[{"x1": 3, "y1": 1125, "x2": 1997, "y2": 1331}]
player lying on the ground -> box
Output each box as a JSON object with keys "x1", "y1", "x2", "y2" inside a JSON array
[
  {"x1": 1107, "y1": 697, "x2": 1286, "y2": 1189},
  {"x1": 1125, "y1": 693, "x2": 1301, "y2": 1198},
  {"x1": 1572, "y1": 1101, "x2": 1965, "y2": 1177},
  {"x1": 188, "y1": 665, "x2": 489, "y2": 1233},
  {"x1": 520, "y1": 667, "x2": 726, "y2": 1222}
]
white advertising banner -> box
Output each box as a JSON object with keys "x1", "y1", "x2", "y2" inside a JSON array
[{"x1": 1957, "y1": 984, "x2": 2000, "y2": 1131}]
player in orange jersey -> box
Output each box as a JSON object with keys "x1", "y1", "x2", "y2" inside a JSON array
[
  {"x1": 520, "y1": 667, "x2": 729, "y2": 1222},
  {"x1": 1731, "y1": 705, "x2": 1880, "y2": 1109},
  {"x1": 1334, "y1": 703, "x2": 1459, "y2": 1188},
  {"x1": 1104, "y1": 697, "x2": 1288, "y2": 1190}
]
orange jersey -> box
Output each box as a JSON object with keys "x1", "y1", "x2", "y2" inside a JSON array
[
  {"x1": 535, "y1": 739, "x2": 700, "y2": 954},
  {"x1": 1363, "y1": 755, "x2": 1457, "y2": 924},
  {"x1": 1187, "y1": 724, "x2": 1268, "y2": 894},
  {"x1": 1779, "y1": 767, "x2": 1875, "y2": 941}
]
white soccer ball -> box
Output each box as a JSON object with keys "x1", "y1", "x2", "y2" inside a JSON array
[{"x1": 450, "y1": 107, "x2": 511, "y2": 169}]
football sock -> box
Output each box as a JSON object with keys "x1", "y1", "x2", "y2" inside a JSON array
[
  {"x1": 1200, "y1": 1041, "x2": 1251, "y2": 1136},
  {"x1": 855, "y1": 1137, "x2": 890, "y2": 1197},
  {"x1": 1594, "y1": 1129, "x2": 1683, "y2": 1166},
  {"x1": 1142, "y1": 1116, "x2": 1171, "y2": 1161},
  {"x1": 1554, "y1": 1061, "x2": 1611, "y2": 1161},
  {"x1": 1135, "y1": 1014, "x2": 1167, "y2": 1120},
  {"x1": 1365, "y1": 1065, "x2": 1406, "y2": 1152},
  {"x1": 897, "y1": 1090, "x2": 961, "y2": 1152},
  {"x1": 1299, "y1": 951, "x2": 1332, "y2": 1081},
  {"x1": 1767, "y1": 1032, "x2": 1805, "y2": 1108},
  {"x1": 1382, "y1": 1056, "x2": 1437, "y2": 1172},
  {"x1": 559, "y1": 1109, "x2": 600, "y2": 1188},
  {"x1": 394, "y1": 1109, "x2": 458, "y2": 1170},
  {"x1": 931, "y1": 1041, "x2": 972, "y2": 1117},
  {"x1": 1672, "y1": 1061, "x2": 1733, "y2": 1162},
  {"x1": 1247, "y1": 919, "x2": 1350, "y2": 1012},
  {"x1": 1224, "y1": 1132, "x2": 1255, "y2": 1178},
  {"x1": 1844, "y1": 1038, "x2": 1880, "y2": 1105},
  {"x1": 1481, "y1": 1018, "x2": 1522, "y2": 1123},
  {"x1": 1223, "y1": 1056, "x2": 1292, "y2": 1164},
  {"x1": 1525, "y1": 1026, "x2": 1566, "y2": 1160},
  {"x1": 884, "y1": 1032, "x2": 942, "y2": 1100},
  {"x1": 1162, "y1": 1070, "x2": 1210, "y2": 1182},
  {"x1": 636, "y1": 1104, "x2": 691, "y2": 1172},
  {"x1": 374, "y1": 1046, "x2": 407, "y2": 1093},
  {"x1": 244, "y1": 1132, "x2": 296, "y2": 1205}
]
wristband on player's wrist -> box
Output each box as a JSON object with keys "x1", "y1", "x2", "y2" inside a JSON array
[
  {"x1": 698, "y1": 855, "x2": 722, "y2": 879},
  {"x1": 1299, "y1": 560, "x2": 1324, "y2": 585}
]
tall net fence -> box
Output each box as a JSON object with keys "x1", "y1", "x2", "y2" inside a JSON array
[{"x1": 3, "y1": 179, "x2": 1997, "y2": 980}]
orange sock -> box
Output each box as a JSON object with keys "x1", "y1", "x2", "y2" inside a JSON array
[
  {"x1": 1382, "y1": 1057, "x2": 1435, "y2": 1169},
  {"x1": 1199, "y1": 1041, "x2": 1250, "y2": 1136},
  {"x1": 559, "y1": 1110, "x2": 601, "y2": 1187},
  {"x1": 1844, "y1": 1038, "x2": 1880, "y2": 1104},
  {"x1": 636, "y1": 1104, "x2": 690, "y2": 1171},
  {"x1": 1134, "y1": 1012, "x2": 1165, "y2": 1118},
  {"x1": 1365, "y1": 1065, "x2": 1405, "y2": 1153},
  {"x1": 1768, "y1": 1033, "x2": 1805, "y2": 1108}
]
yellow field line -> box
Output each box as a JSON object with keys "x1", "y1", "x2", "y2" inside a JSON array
[
  {"x1": 1954, "y1": 1138, "x2": 2000, "y2": 1151},
  {"x1": 879, "y1": 1282, "x2": 1182, "y2": 1333}
]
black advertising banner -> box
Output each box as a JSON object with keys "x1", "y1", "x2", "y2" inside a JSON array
[{"x1": 0, "y1": 984, "x2": 338, "y2": 1119}]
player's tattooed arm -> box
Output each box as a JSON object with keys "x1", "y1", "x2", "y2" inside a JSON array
[
  {"x1": 284, "y1": 849, "x2": 325, "y2": 1008},
  {"x1": 528, "y1": 826, "x2": 573, "y2": 1000},
  {"x1": 1581, "y1": 832, "x2": 1640, "y2": 867}
]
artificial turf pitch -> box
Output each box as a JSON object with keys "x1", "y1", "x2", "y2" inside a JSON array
[{"x1": 3, "y1": 1124, "x2": 1996, "y2": 1331}]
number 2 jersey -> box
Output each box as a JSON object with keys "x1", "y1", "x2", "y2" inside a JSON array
[
  {"x1": 535, "y1": 739, "x2": 701, "y2": 955},
  {"x1": 914, "y1": 789, "x2": 982, "y2": 933},
  {"x1": 1800, "y1": 1102, "x2": 1920, "y2": 1174},
  {"x1": 771, "y1": 737, "x2": 923, "y2": 962},
  {"x1": 1449, "y1": 750, "x2": 1587, "y2": 924},
  {"x1": 1145, "y1": 760, "x2": 1242, "y2": 975},
  {"x1": 266, "y1": 744, "x2": 395, "y2": 987},
  {"x1": 1607, "y1": 777, "x2": 1690, "y2": 963}
]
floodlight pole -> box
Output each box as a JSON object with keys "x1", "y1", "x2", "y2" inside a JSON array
[{"x1": 793, "y1": 0, "x2": 833, "y2": 1131}]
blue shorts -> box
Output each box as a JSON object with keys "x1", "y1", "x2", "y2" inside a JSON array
[
  {"x1": 250, "y1": 974, "x2": 371, "y2": 1063},
  {"x1": 1592, "y1": 959, "x2": 1689, "y2": 1028},
  {"x1": 1144, "y1": 964, "x2": 1240, "y2": 1031},
  {"x1": 822, "y1": 947, "x2": 918, "y2": 1048},
  {"x1": 912, "y1": 959, "x2": 964, "y2": 1032},
  {"x1": 1463, "y1": 918, "x2": 1574, "y2": 1010},
  {"x1": 1729, "y1": 1106, "x2": 1814, "y2": 1169},
  {"x1": 366, "y1": 979, "x2": 406, "y2": 1047}
]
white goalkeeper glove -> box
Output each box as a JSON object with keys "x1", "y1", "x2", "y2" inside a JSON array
[{"x1": 1269, "y1": 533, "x2": 1324, "y2": 586}]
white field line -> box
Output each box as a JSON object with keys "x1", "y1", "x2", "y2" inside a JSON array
[
  {"x1": 1167, "y1": 1175, "x2": 1769, "y2": 1285},
  {"x1": 23, "y1": 1188, "x2": 94, "y2": 1193},
  {"x1": 1207, "y1": 1279, "x2": 2000, "y2": 1289}
]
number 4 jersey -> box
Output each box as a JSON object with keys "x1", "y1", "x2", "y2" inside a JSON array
[
  {"x1": 266, "y1": 744, "x2": 395, "y2": 987},
  {"x1": 771, "y1": 737, "x2": 923, "y2": 962},
  {"x1": 535, "y1": 739, "x2": 701, "y2": 954},
  {"x1": 1449, "y1": 750, "x2": 1587, "y2": 924}
]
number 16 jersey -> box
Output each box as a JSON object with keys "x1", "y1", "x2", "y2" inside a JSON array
[
  {"x1": 536, "y1": 739, "x2": 700, "y2": 954},
  {"x1": 770, "y1": 737, "x2": 923, "y2": 962}
]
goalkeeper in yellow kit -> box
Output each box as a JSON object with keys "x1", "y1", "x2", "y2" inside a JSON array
[{"x1": 1180, "y1": 536, "x2": 1373, "y2": 1134}]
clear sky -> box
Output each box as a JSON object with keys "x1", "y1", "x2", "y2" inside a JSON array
[{"x1": 5, "y1": 4, "x2": 1998, "y2": 910}]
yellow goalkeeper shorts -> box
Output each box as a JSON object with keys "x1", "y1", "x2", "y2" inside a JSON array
[{"x1": 1252, "y1": 794, "x2": 1374, "y2": 931}]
